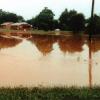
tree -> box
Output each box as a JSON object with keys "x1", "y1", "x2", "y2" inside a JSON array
[
  {"x1": 59, "y1": 9, "x2": 69, "y2": 30},
  {"x1": 27, "y1": 18, "x2": 35, "y2": 28},
  {"x1": 17, "y1": 15, "x2": 24, "y2": 22},
  {"x1": 69, "y1": 13, "x2": 85, "y2": 32},
  {"x1": 94, "y1": 15, "x2": 100, "y2": 33},
  {"x1": 86, "y1": 14, "x2": 100, "y2": 34},
  {"x1": 34, "y1": 7, "x2": 55, "y2": 31},
  {"x1": 59, "y1": 9, "x2": 77, "y2": 30},
  {"x1": 52, "y1": 20, "x2": 59, "y2": 29},
  {"x1": 0, "y1": 9, "x2": 24, "y2": 24}
]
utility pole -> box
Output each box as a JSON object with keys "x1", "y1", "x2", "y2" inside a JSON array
[
  {"x1": 91, "y1": 0, "x2": 95, "y2": 19},
  {"x1": 89, "y1": 0, "x2": 95, "y2": 40},
  {"x1": 88, "y1": 0, "x2": 95, "y2": 88}
]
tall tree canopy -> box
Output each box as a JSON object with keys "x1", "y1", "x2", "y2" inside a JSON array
[
  {"x1": 86, "y1": 14, "x2": 100, "y2": 34},
  {"x1": 0, "y1": 9, "x2": 24, "y2": 24},
  {"x1": 59, "y1": 9, "x2": 77, "y2": 30},
  {"x1": 69, "y1": 13, "x2": 85, "y2": 32},
  {"x1": 34, "y1": 7, "x2": 55, "y2": 31}
]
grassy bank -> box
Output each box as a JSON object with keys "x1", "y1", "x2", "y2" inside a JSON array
[
  {"x1": 0, "y1": 87, "x2": 100, "y2": 100},
  {"x1": 0, "y1": 28, "x2": 84, "y2": 36}
]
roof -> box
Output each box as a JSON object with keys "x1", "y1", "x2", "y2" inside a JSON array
[
  {"x1": 11, "y1": 22, "x2": 31, "y2": 26},
  {"x1": 1, "y1": 22, "x2": 14, "y2": 26}
]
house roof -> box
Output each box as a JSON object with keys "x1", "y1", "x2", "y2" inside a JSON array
[
  {"x1": 1, "y1": 22, "x2": 14, "y2": 26},
  {"x1": 11, "y1": 22, "x2": 31, "y2": 26}
]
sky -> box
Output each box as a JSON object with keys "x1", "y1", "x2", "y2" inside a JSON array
[{"x1": 0, "y1": 0, "x2": 100, "y2": 20}]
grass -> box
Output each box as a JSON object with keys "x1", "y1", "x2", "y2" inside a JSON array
[
  {"x1": 0, "y1": 28, "x2": 84, "y2": 36},
  {"x1": 0, "y1": 87, "x2": 100, "y2": 100}
]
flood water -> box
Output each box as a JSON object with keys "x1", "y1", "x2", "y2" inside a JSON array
[{"x1": 0, "y1": 34, "x2": 100, "y2": 87}]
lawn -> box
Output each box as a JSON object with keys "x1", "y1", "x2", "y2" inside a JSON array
[
  {"x1": 0, "y1": 87, "x2": 100, "y2": 100},
  {"x1": 0, "y1": 28, "x2": 84, "y2": 36}
]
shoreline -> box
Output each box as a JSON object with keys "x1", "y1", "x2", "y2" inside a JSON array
[{"x1": 0, "y1": 28, "x2": 100, "y2": 37}]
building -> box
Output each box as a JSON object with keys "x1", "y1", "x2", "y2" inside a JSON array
[
  {"x1": 0, "y1": 22, "x2": 14, "y2": 29},
  {"x1": 1, "y1": 22, "x2": 32, "y2": 31},
  {"x1": 11, "y1": 22, "x2": 32, "y2": 31}
]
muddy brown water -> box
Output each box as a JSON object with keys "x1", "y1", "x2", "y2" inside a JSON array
[{"x1": 0, "y1": 34, "x2": 100, "y2": 87}]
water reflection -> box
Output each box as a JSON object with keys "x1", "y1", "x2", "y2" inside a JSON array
[
  {"x1": 0, "y1": 36, "x2": 22, "y2": 49},
  {"x1": 29, "y1": 35, "x2": 86, "y2": 55},
  {"x1": 58, "y1": 36, "x2": 84, "y2": 53},
  {"x1": 28, "y1": 35, "x2": 56, "y2": 55},
  {"x1": 0, "y1": 34, "x2": 100, "y2": 87},
  {"x1": 91, "y1": 37, "x2": 100, "y2": 52}
]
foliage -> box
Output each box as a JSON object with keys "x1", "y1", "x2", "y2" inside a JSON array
[
  {"x1": 0, "y1": 9, "x2": 24, "y2": 24},
  {"x1": 86, "y1": 14, "x2": 100, "y2": 34},
  {"x1": 33, "y1": 7, "x2": 55, "y2": 31},
  {"x1": 52, "y1": 19, "x2": 59, "y2": 29},
  {"x1": 69, "y1": 13, "x2": 85, "y2": 32},
  {"x1": 0, "y1": 8, "x2": 100, "y2": 33},
  {"x1": 59, "y1": 9, "x2": 69, "y2": 30},
  {"x1": 22, "y1": 7, "x2": 100, "y2": 33},
  {"x1": 27, "y1": 18, "x2": 35, "y2": 28},
  {"x1": 0, "y1": 87, "x2": 100, "y2": 100},
  {"x1": 59, "y1": 9, "x2": 77, "y2": 30},
  {"x1": 59, "y1": 9, "x2": 85, "y2": 32}
]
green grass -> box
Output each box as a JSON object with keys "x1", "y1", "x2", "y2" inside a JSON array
[
  {"x1": 0, "y1": 87, "x2": 100, "y2": 100},
  {"x1": 0, "y1": 28, "x2": 84, "y2": 36}
]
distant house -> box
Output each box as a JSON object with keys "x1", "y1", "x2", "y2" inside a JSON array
[
  {"x1": 1, "y1": 22, "x2": 14, "y2": 29},
  {"x1": 11, "y1": 22, "x2": 32, "y2": 31}
]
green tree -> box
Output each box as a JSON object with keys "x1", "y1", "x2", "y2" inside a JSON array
[
  {"x1": 34, "y1": 7, "x2": 55, "y2": 31},
  {"x1": 69, "y1": 13, "x2": 85, "y2": 32},
  {"x1": 94, "y1": 15, "x2": 100, "y2": 33},
  {"x1": 52, "y1": 19, "x2": 59, "y2": 29},
  {"x1": 27, "y1": 18, "x2": 35, "y2": 28},
  {"x1": 0, "y1": 9, "x2": 24, "y2": 24},
  {"x1": 59, "y1": 9, "x2": 77, "y2": 30},
  {"x1": 59, "y1": 9, "x2": 69, "y2": 30},
  {"x1": 86, "y1": 14, "x2": 100, "y2": 34},
  {"x1": 17, "y1": 15, "x2": 24, "y2": 22}
]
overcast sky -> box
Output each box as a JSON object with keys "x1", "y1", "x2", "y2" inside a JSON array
[{"x1": 0, "y1": 0, "x2": 100, "y2": 20}]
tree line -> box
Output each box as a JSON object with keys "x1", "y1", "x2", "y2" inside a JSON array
[
  {"x1": 0, "y1": 9, "x2": 24, "y2": 24},
  {"x1": 0, "y1": 8, "x2": 100, "y2": 33},
  {"x1": 26, "y1": 7, "x2": 100, "y2": 33},
  {"x1": 27, "y1": 7, "x2": 85, "y2": 32}
]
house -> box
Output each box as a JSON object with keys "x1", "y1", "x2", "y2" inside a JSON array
[
  {"x1": 11, "y1": 22, "x2": 32, "y2": 31},
  {"x1": 0, "y1": 22, "x2": 14, "y2": 29}
]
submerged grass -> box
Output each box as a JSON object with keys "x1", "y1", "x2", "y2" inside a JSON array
[
  {"x1": 0, "y1": 28, "x2": 83, "y2": 36},
  {"x1": 0, "y1": 87, "x2": 100, "y2": 100}
]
